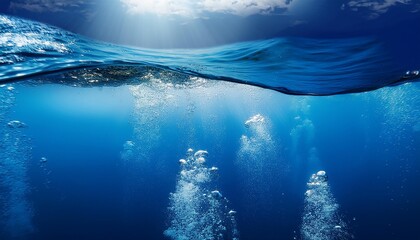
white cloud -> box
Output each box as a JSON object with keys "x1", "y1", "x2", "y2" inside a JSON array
[
  {"x1": 9, "y1": 0, "x2": 92, "y2": 13},
  {"x1": 343, "y1": 0, "x2": 412, "y2": 18},
  {"x1": 120, "y1": 0, "x2": 292, "y2": 17}
]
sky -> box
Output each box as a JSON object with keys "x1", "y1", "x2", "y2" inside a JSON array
[{"x1": 0, "y1": 0, "x2": 420, "y2": 48}]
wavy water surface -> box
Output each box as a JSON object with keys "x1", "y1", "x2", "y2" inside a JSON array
[{"x1": 0, "y1": 15, "x2": 419, "y2": 95}]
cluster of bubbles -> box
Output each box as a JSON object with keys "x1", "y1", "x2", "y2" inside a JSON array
[
  {"x1": 120, "y1": 140, "x2": 136, "y2": 164},
  {"x1": 290, "y1": 97, "x2": 318, "y2": 162},
  {"x1": 119, "y1": 76, "x2": 179, "y2": 199},
  {"x1": 368, "y1": 82, "x2": 420, "y2": 141},
  {"x1": 237, "y1": 114, "x2": 279, "y2": 210},
  {"x1": 0, "y1": 85, "x2": 15, "y2": 118},
  {"x1": 0, "y1": 84, "x2": 34, "y2": 238},
  {"x1": 240, "y1": 114, "x2": 273, "y2": 163},
  {"x1": 301, "y1": 171, "x2": 349, "y2": 240},
  {"x1": 38, "y1": 156, "x2": 51, "y2": 188},
  {"x1": 164, "y1": 149, "x2": 239, "y2": 240},
  {"x1": 127, "y1": 73, "x2": 209, "y2": 161}
]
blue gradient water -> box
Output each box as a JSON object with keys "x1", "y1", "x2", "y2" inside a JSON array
[{"x1": 0, "y1": 15, "x2": 419, "y2": 240}]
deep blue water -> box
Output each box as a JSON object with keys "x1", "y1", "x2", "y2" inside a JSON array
[{"x1": 1, "y1": 15, "x2": 420, "y2": 240}]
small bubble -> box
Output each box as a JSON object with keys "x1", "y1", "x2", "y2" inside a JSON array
[{"x1": 7, "y1": 120, "x2": 26, "y2": 129}]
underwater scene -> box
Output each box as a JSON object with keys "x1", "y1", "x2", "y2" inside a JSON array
[{"x1": 1, "y1": 1, "x2": 420, "y2": 240}]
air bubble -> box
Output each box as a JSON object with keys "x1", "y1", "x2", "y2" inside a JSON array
[{"x1": 7, "y1": 120, "x2": 26, "y2": 128}]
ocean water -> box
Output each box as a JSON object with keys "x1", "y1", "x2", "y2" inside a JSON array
[{"x1": 1, "y1": 15, "x2": 420, "y2": 240}]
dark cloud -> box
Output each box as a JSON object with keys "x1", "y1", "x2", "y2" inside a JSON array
[
  {"x1": 9, "y1": 0, "x2": 95, "y2": 13},
  {"x1": 342, "y1": 0, "x2": 414, "y2": 18}
]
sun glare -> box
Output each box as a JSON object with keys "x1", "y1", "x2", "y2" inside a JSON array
[{"x1": 120, "y1": 0, "x2": 291, "y2": 17}]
